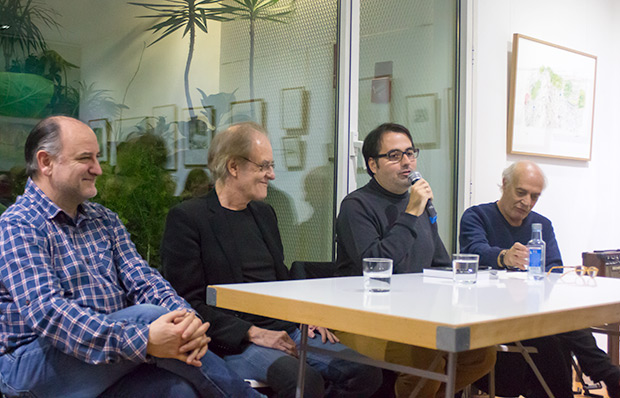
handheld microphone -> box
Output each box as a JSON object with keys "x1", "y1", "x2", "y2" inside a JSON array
[{"x1": 407, "y1": 171, "x2": 437, "y2": 224}]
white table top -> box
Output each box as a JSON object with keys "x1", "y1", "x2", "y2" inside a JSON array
[{"x1": 207, "y1": 273, "x2": 620, "y2": 352}]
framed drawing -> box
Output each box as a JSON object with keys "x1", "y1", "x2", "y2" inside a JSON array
[
  {"x1": 0, "y1": 116, "x2": 38, "y2": 171},
  {"x1": 152, "y1": 105, "x2": 178, "y2": 170},
  {"x1": 280, "y1": 87, "x2": 307, "y2": 130},
  {"x1": 358, "y1": 77, "x2": 392, "y2": 140},
  {"x1": 110, "y1": 117, "x2": 146, "y2": 166},
  {"x1": 231, "y1": 99, "x2": 265, "y2": 127},
  {"x1": 508, "y1": 34, "x2": 597, "y2": 160},
  {"x1": 406, "y1": 93, "x2": 438, "y2": 149},
  {"x1": 88, "y1": 118, "x2": 109, "y2": 162},
  {"x1": 282, "y1": 136, "x2": 305, "y2": 170},
  {"x1": 182, "y1": 107, "x2": 214, "y2": 166}
]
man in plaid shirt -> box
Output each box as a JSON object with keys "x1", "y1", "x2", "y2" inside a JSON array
[{"x1": 0, "y1": 116, "x2": 259, "y2": 397}]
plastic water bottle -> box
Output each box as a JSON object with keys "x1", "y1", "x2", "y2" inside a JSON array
[{"x1": 527, "y1": 223, "x2": 546, "y2": 280}]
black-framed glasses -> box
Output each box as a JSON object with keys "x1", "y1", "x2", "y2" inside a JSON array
[
  {"x1": 374, "y1": 148, "x2": 419, "y2": 162},
  {"x1": 241, "y1": 157, "x2": 275, "y2": 173}
]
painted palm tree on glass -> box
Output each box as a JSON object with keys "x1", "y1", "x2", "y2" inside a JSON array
[
  {"x1": 218, "y1": 0, "x2": 295, "y2": 119},
  {"x1": 128, "y1": 0, "x2": 230, "y2": 119}
]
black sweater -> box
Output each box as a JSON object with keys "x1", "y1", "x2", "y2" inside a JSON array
[{"x1": 335, "y1": 178, "x2": 450, "y2": 276}]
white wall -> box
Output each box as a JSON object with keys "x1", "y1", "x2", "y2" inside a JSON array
[{"x1": 469, "y1": 0, "x2": 620, "y2": 266}]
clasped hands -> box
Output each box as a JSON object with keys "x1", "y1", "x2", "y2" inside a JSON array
[
  {"x1": 247, "y1": 325, "x2": 340, "y2": 357},
  {"x1": 147, "y1": 310, "x2": 210, "y2": 367}
]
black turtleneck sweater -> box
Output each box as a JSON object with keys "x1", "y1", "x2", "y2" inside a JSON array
[{"x1": 335, "y1": 178, "x2": 450, "y2": 276}]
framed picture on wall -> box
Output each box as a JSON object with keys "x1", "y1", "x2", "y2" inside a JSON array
[
  {"x1": 152, "y1": 104, "x2": 179, "y2": 170},
  {"x1": 182, "y1": 107, "x2": 214, "y2": 166},
  {"x1": 230, "y1": 99, "x2": 265, "y2": 127},
  {"x1": 0, "y1": 116, "x2": 39, "y2": 171},
  {"x1": 406, "y1": 93, "x2": 439, "y2": 149},
  {"x1": 88, "y1": 118, "x2": 110, "y2": 162},
  {"x1": 110, "y1": 117, "x2": 146, "y2": 166},
  {"x1": 282, "y1": 136, "x2": 305, "y2": 170},
  {"x1": 280, "y1": 87, "x2": 307, "y2": 130},
  {"x1": 508, "y1": 33, "x2": 597, "y2": 160}
]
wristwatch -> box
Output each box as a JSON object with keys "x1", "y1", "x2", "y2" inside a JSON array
[{"x1": 498, "y1": 250, "x2": 507, "y2": 268}]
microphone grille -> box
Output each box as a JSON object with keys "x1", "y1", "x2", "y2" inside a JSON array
[{"x1": 408, "y1": 171, "x2": 422, "y2": 185}]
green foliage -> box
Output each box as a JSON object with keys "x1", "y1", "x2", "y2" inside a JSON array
[
  {"x1": 0, "y1": 0, "x2": 61, "y2": 71},
  {"x1": 8, "y1": 50, "x2": 80, "y2": 117},
  {"x1": 218, "y1": 0, "x2": 294, "y2": 23},
  {"x1": 94, "y1": 132, "x2": 177, "y2": 269},
  {"x1": 79, "y1": 81, "x2": 129, "y2": 122},
  {"x1": 128, "y1": 0, "x2": 230, "y2": 46}
]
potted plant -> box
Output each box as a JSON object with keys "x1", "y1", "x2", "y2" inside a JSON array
[{"x1": 0, "y1": 0, "x2": 78, "y2": 118}]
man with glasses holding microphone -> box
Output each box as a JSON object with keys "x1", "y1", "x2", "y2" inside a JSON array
[
  {"x1": 334, "y1": 123, "x2": 496, "y2": 398},
  {"x1": 460, "y1": 160, "x2": 620, "y2": 398}
]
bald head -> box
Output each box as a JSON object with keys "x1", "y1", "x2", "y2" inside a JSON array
[
  {"x1": 497, "y1": 161, "x2": 546, "y2": 226},
  {"x1": 502, "y1": 161, "x2": 546, "y2": 192}
]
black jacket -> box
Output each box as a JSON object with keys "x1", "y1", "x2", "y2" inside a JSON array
[{"x1": 160, "y1": 189, "x2": 291, "y2": 355}]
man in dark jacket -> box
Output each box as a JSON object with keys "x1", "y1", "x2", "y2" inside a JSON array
[{"x1": 161, "y1": 122, "x2": 382, "y2": 398}]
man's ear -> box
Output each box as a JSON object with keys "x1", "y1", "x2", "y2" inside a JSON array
[
  {"x1": 226, "y1": 158, "x2": 239, "y2": 178},
  {"x1": 368, "y1": 157, "x2": 378, "y2": 175},
  {"x1": 36, "y1": 150, "x2": 54, "y2": 176}
]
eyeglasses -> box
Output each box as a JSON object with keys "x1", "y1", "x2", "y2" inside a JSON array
[
  {"x1": 241, "y1": 157, "x2": 275, "y2": 173},
  {"x1": 547, "y1": 266, "x2": 599, "y2": 280},
  {"x1": 374, "y1": 148, "x2": 420, "y2": 162}
]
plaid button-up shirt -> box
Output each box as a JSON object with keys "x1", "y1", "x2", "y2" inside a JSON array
[{"x1": 0, "y1": 179, "x2": 191, "y2": 364}]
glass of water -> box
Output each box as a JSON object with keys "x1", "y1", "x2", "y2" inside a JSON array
[
  {"x1": 452, "y1": 254, "x2": 479, "y2": 284},
  {"x1": 363, "y1": 258, "x2": 393, "y2": 292}
]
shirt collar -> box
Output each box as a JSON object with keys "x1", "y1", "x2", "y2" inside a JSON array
[{"x1": 25, "y1": 178, "x2": 100, "y2": 223}]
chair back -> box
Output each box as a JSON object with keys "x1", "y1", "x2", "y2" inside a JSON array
[{"x1": 290, "y1": 261, "x2": 336, "y2": 280}]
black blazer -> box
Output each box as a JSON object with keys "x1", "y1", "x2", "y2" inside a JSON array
[{"x1": 160, "y1": 189, "x2": 290, "y2": 355}]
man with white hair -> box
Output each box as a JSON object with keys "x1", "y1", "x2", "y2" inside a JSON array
[
  {"x1": 460, "y1": 160, "x2": 620, "y2": 398},
  {"x1": 161, "y1": 122, "x2": 382, "y2": 398}
]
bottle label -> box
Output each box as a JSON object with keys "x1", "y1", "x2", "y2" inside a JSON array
[{"x1": 529, "y1": 248, "x2": 542, "y2": 269}]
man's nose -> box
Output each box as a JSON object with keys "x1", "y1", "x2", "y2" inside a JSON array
[
  {"x1": 521, "y1": 196, "x2": 531, "y2": 207},
  {"x1": 91, "y1": 159, "x2": 103, "y2": 176}
]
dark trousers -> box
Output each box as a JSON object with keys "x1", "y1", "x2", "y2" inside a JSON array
[
  {"x1": 474, "y1": 335, "x2": 573, "y2": 398},
  {"x1": 475, "y1": 329, "x2": 619, "y2": 398},
  {"x1": 559, "y1": 329, "x2": 619, "y2": 384}
]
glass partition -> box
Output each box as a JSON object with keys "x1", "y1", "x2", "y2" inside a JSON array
[
  {"x1": 354, "y1": 0, "x2": 457, "y2": 250},
  {"x1": 0, "y1": 0, "x2": 458, "y2": 266}
]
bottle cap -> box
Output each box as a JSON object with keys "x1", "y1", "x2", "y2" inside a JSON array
[{"x1": 532, "y1": 223, "x2": 542, "y2": 231}]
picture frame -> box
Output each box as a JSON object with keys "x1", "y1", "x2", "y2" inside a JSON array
[
  {"x1": 281, "y1": 136, "x2": 305, "y2": 170},
  {"x1": 0, "y1": 116, "x2": 38, "y2": 171},
  {"x1": 358, "y1": 77, "x2": 392, "y2": 139},
  {"x1": 230, "y1": 99, "x2": 265, "y2": 127},
  {"x1": 110, "y1": 117, "x2": 146, "y2": 166},
  {"x1": 152, "y1": 104, "x2": 178, "y2": 170},
  {"x1": 406, "y1": 93, "x2": 439, "y2": 149},
  {"x1": 182, "y1": 107, "x2": 214, "y2": 166},
  {"x1": 88, "y1": 118, "x2": 110, "y2": 162},
  {"x1": 280, "y1": 87, "x2": 307, "y2": 130},
  {"x1": 508, "y1": 33, "x2": 597, "y2": 160},
  {"x1": 116, "y1": 117, "x2": 146, "y2": 142}
]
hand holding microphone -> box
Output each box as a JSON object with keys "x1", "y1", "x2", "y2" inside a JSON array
[{"x1": 407, "y1": 171, "x2": 437, "y2": 224}]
